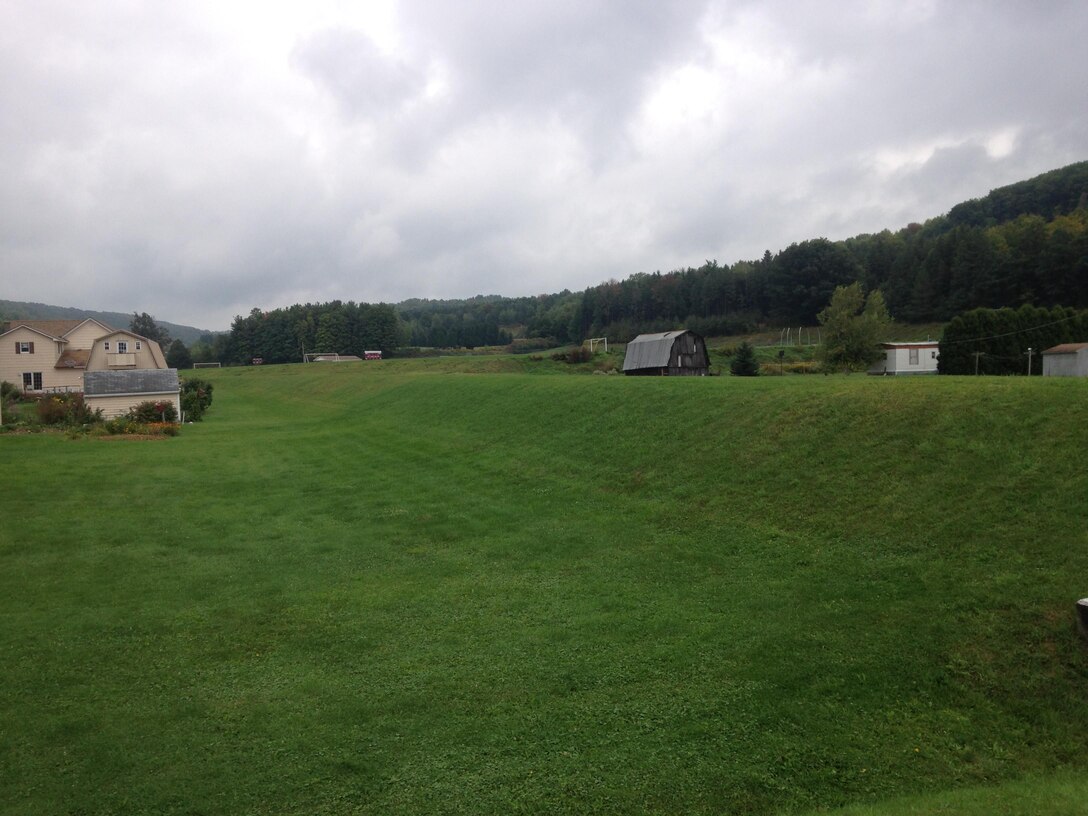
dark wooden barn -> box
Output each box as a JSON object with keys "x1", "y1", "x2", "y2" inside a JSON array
[{"x1": 622, "y1": 330, "x2": 710, "y2": 376}]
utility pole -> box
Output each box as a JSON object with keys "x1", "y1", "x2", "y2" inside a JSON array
[
  {"x1": 972, "y1": 351, "x2": 983, "y2": 375},
  {"x1": 1024, "y1": 347, "x2": 1034, "y2": 376}
]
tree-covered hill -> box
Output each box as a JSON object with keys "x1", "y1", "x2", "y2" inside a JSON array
[
  {"x1": 11, "y1": 161, "x2": 1087, "y2": 361},
  {"x1": 0, "y1": 299, "x2": 214, "y2": 345},
  {"x1": 388, "y1": 161, "x2": 1088, "y2": 351},
  {"x1": 946, "y1": 161, "x2": 1088, "y2": 228}
]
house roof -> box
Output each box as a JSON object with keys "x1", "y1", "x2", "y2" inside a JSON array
[
  {"x1": 1041, "y1": 343, "x2": 1088, "y2": 355},
  {"x1": 623, "y1": 331, "x2": 692, "y2": 371},
  {"x1": 0, "y1": 319, "x2": 84, "y2": 338},
  {"x1": 880, "y1": 341, "x2": 939, "y2": 348},
  {"x1": 102, "y1": 328, "x2": 151, "y2": 341},
  {"x1": 55, "y1": 349, "x2": 91, "y2": 369},
  {"x1": 84, "y1": 368, "x2": 180, "y2": 397},
  {"x1": 0, "y1": 318, "x2": 118, "y2": 341}
]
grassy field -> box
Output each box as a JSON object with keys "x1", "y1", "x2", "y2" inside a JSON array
[{"x1": 2, "y1": 359, "x2": 1087, "y2": 814}]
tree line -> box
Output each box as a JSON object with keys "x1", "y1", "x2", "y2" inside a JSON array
[
  {"x1": 439, "y1": 161, "x2": 1088, "y2": 346},
  {"x1": 167, "y1": 160, "x2": 1086, "y2": 365},
  {"x1": 161, "y1": 302, "x2": 399, "y2": 367},
  {"x1": 938, "y1": 305, "x2": 1088, "y2": 375}
]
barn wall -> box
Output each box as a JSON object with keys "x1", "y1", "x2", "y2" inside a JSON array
[{"x1": 670, "y1": 333, "x2": 709, "y2": 375}]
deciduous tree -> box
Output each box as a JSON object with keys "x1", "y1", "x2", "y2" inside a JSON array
[
  {"x1": 817, "y1": 283, "x2": 891, "y2": 372},
  {"x1": 166, "y1": 339, "x2": 192, "y2": 369},
  {"x1": 130, "y1": 312, "x2": 170, "y2": 346}
]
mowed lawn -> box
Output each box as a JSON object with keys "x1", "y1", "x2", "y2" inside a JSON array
[{"x1": 2, "y1": 362, "x2": 1087, "y2": 815}]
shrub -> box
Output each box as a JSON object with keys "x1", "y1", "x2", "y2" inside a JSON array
[
  {"x1": 128, "y1": 400, "x2": 179, "y2": 423},
  {"x1": 35, "y1": 393, "x2": 101, "y2": 426},
  {"x1": 105, "y1": 417, "x2": 140, "y2": 435},
  {"x1": 36, "y1": 396, "x2": 69, "y2": 425},
  {"x1": 508, "y1": 337, "x2": 557, "y2": 354},
  {"x1": 570, "y1": 346, "x2": 593, "y2": 364},
  {"x1": 551, "y1": 346, "x2": 594, "y2": 364},
  {"x1": 180, "y1": 378, "x2": 214, "y2": 421}
]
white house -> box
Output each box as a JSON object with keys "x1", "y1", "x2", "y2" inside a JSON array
[
  {"x1": 1041, "y1": 343, "x2": 1088, "y2": 377},
  {"x1": 0, "y1": 318, "x2": 168, "y2": 393},
  {"x1": 868, "y1": 342, "x2": 939, "y2": 375}
]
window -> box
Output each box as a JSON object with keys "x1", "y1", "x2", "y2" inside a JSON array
[
  {"x1": 135, "y1": 341, "x2": 142, "y2": 351},
  {"x1": 931, "y1": 351, "x2": 937, "y2": 360},
  {"x1": 16, "y1": 341, "x2": 33, "y2": 354},
  {"x1": 909, "y1": 348, "x2": 919, "y2": 365},
  {"x1": 104, "y1": 341, "x2": 110, "y2": 351},
  {"x1": 22, "y1": 372, "x2": 42, "y2": 390},
  {"x1": 117, "y1": 341, "x2": 129, "y2": 354}
]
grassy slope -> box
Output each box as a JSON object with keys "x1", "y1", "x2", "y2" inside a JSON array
[{"x1": 1, "y1": 361, "x2": 1086, "y2": 814}]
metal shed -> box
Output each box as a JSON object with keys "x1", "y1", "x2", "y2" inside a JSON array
[
  {"x1": 622, "y1": 330, "x2": 710, "y2": 376},
  {"x1": 1042, "y1": 343, "x2": 1088, "y2": 377}
]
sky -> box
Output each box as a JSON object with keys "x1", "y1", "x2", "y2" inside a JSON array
[{"x1": 1, "y1": 1, "x2": 1086, "y2": 331}]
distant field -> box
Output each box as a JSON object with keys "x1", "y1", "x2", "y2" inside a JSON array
[{"x1": 2, "y1": 360, "x2": 1086, "y2": 814}]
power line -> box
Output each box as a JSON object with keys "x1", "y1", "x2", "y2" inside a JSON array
[{"x1": 939, "y1": 312, "x2": 1085, "y2": 346}]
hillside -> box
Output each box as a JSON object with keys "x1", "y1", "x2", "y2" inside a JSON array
[
  {"x1": 224, "y1": 162, "x2": 1088, "y2": 362},
  {"x1": 1, "y1": 361, "x2": 1086, "y2": 814},
  {"x1": 0, "y1": 298, "x2": 215, "y2": 345}
]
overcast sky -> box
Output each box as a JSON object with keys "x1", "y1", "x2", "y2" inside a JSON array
[{"x1": 2, "y1": 0, "x2": 1086, "y2": 331}]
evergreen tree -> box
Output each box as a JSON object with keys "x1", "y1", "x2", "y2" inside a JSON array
[{"x1": 729, "y1": 341, "x2": 760, "y2": 376}]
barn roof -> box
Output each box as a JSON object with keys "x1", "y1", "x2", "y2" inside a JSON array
[
  {"x1": 1042, "y1": 343, "x2": 1088, "y2": 355},
  {"x1": 622, "y1": 330, "x2": 690, "y2": 371},
  {"x1": 84, "y1": 368, "x2": 179, "y2": 397}
]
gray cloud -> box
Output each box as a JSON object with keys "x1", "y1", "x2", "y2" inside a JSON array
[
  {"x1": 294, "y1": 28, "x2": 424, "y2": 118},
  {"x1": 0, "y1": 0, "x2": 1086, "y2": 329}
]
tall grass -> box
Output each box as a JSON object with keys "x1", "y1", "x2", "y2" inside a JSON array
[{"x1": 1, "y1": 362, "x2": 1086, "y2": 814}]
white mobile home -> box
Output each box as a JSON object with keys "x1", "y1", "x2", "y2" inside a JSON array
[{"x1": 868, "y1": 342, "x2": 939, "y2": 375}]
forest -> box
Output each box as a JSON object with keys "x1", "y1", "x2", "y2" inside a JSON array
[
  {"x1": 219, "y1": 302, "x2": 400, "y2": 366},
  {"x1": 218, "y1": 161, "x2": 1088, "y2": 361}
]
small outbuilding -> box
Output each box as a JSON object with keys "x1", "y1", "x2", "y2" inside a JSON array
[
  {"x1": 1042, "y1": 343, "x2": 1088, "y2": 377},
  {"x1": 84, "y1": 369, "x2": 181, "y2": 419},
  {"x1": 868, "y1": 342, "x2": 939, "y2": 375},
  {"x1": 622, "y1": 330, "x2": 709, "y2": 376}
]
